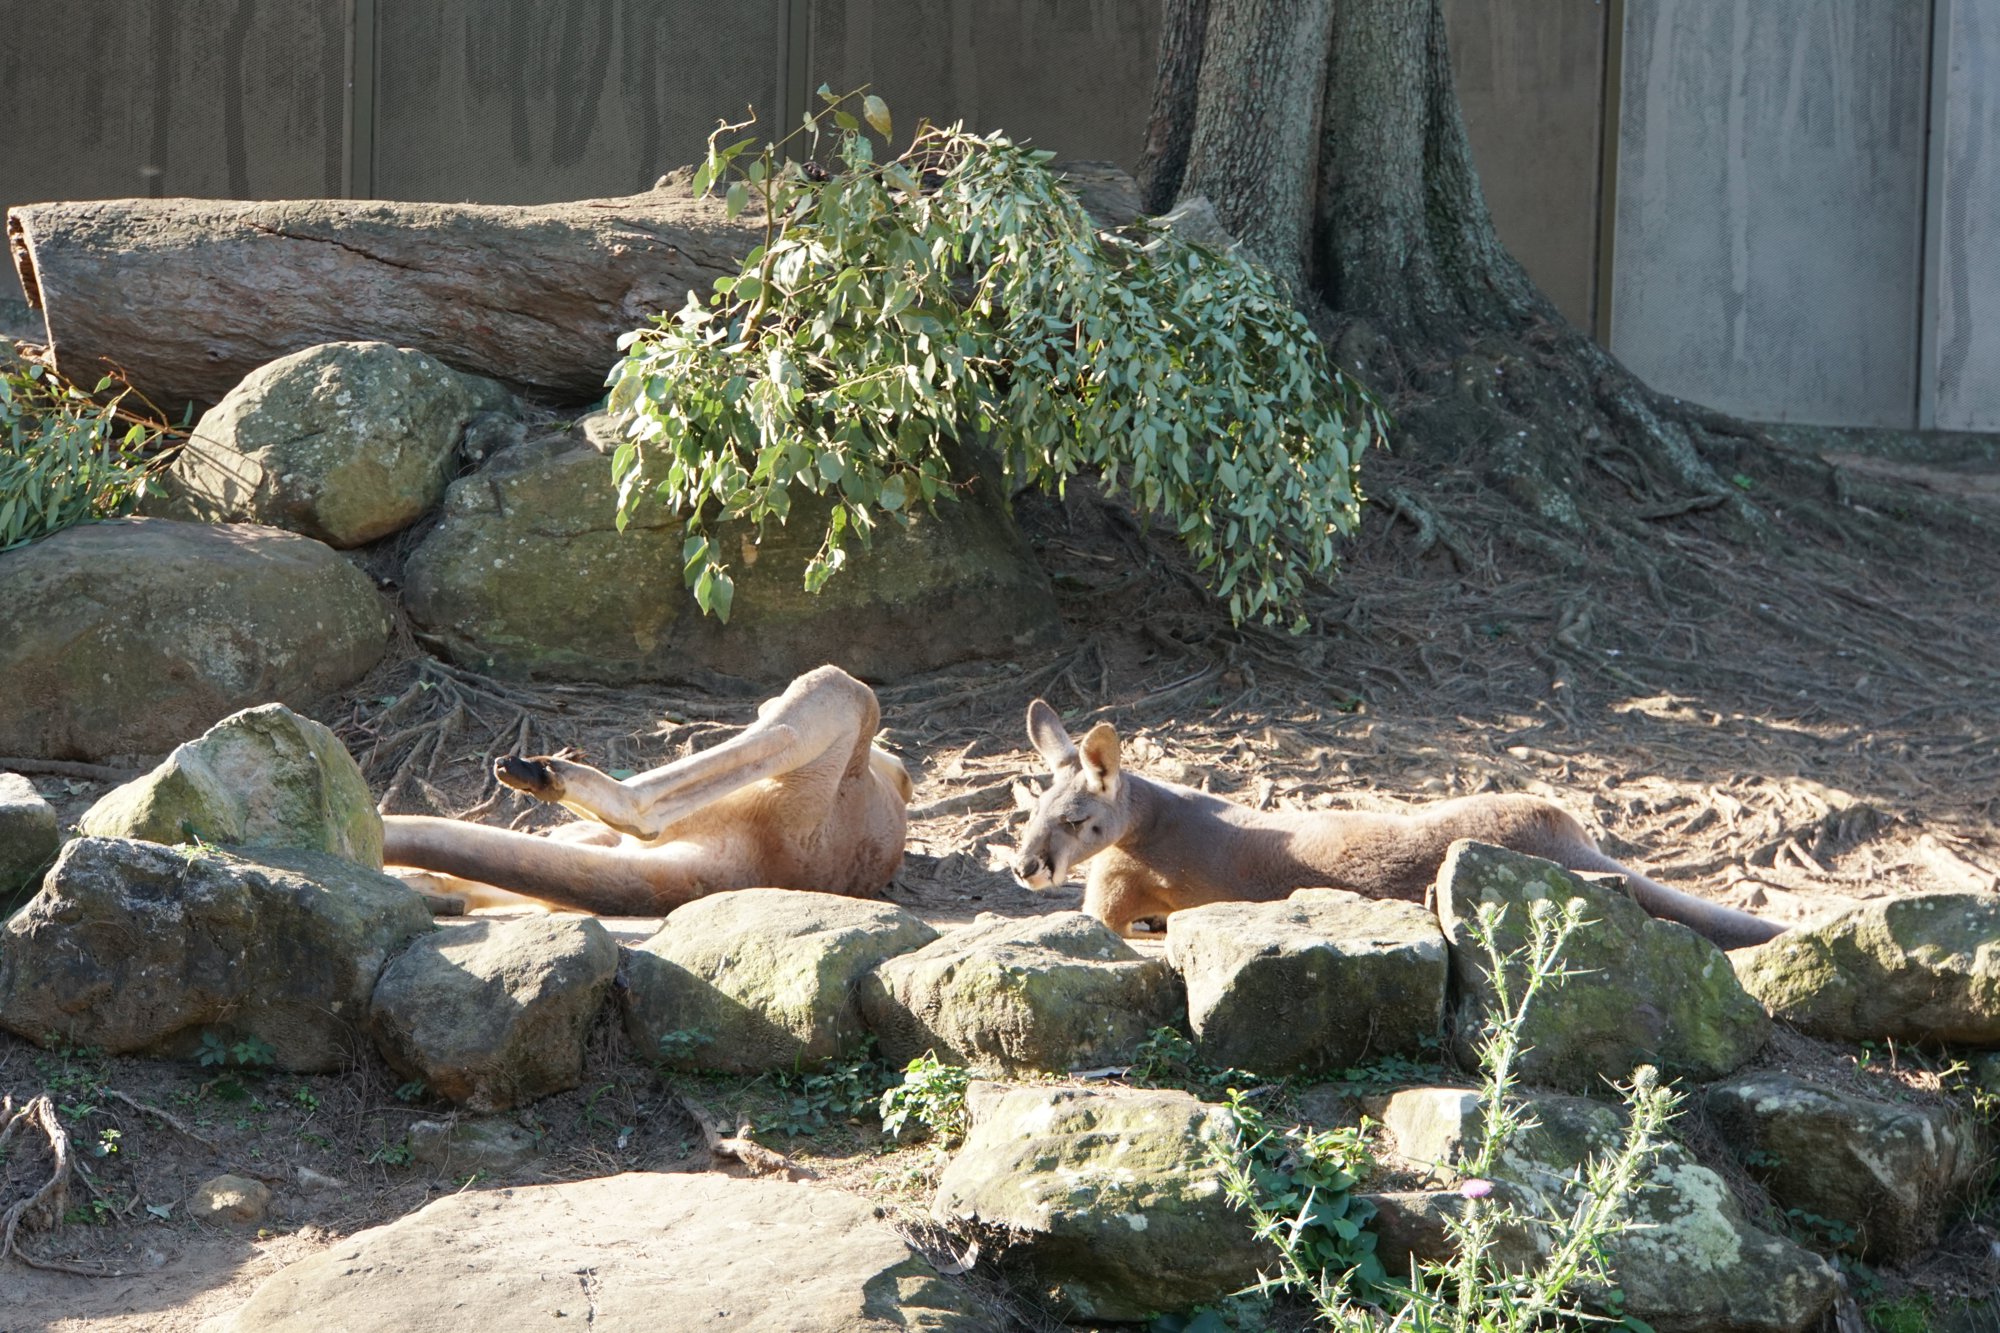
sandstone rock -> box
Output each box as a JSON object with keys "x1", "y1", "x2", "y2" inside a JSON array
[
  {"x1": 0, "y1": 773, "x2": 60, "y2": 911},
  {"x1": 859, "y1": 911, "x2": 1182, "y2": 1075},
  {"x1": 1166, "y1": 889, "x2": 1445, "y2": 1075},
  {"x1": 407, "y1": 1117, "x2": 543, "y2": 1175},
  {"x1": 215, "y1": 1172, "x2": 996, "y2": 1331},
  {"x1": 1374, "y1": 1084, "x2": 1840, "y2": 1333},
  {"x1": 1365, "y1": 1187, "x2": 1547, "y2": 1280},
  {"x1": 402, "y1": 416, "x2": 1060, "y2": 686},
  {"x1": 79, "y1": 704, "x2": 381, "y2": 867},
  {"x1": 0, "y1": 518, "x2": 389, "y2": 761},
  {"x1": 1437, "y1": 841, "x2": 1769, "y2": 1088},
  {"x1": 191, "y1": 1174, "x2": 272, "y2": 1224},
  {"x1": 0, "y1": 838, "x2": 431, "y2": 1070},
  {"x1": 1732, "y1": 893, "x2": 2000, "y2": 1044},
  {"x1": 620, "y1": 889, "x2": 937, "y2": 1074},
  {"x1": 369, "y1": 915, "x2": 618, "y2": 1111},
  {"x1": 149, "y1": 341, "x2": 509, "y2": 547},
  {"x1": 933, "y1": 1082, "x2": 1267, "y2": 1322},
  {"x1": 1705, "y1": 1071, "x2": 1980, "y2": 1261}
]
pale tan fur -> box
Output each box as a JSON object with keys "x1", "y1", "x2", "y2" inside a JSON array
[
  {"x1": 381, "y1": 665, "x2": 911, "y2": 915},
  {"x1": 1010, "y1": 700, "x2": 1783, "y2": 950}
]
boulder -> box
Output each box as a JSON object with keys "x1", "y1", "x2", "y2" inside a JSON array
[
  {"x1": 369, "y1": 916, "x2": 618, "y2": 1111},
  {"x1": 401, "y1": 416, "x2": 1061, "y2": 686},
  {"x1": 215, "y1": 1172, "x2": 997, "y2": 1331},
  {"x1": 0, "y1": 518, "x2": 390, "y2": 761},
  {"x1": 0, "y1": 837, "x2": 432, "y2": 1070},
  {"x1": 148, "y1": 341, "x2": 510, "y2": 547},
  {"x1": 0, "y1": 773, "x2": 60, "y2": 911},
  {"x1": 859, "y1": 911, "x2": 1182, "y2": 1075},
  {"x1": 1436, "y1": 841, "x2": 1769, "y2": 1088},
  {"x1": 1365, "y1": 1187, "x2": 1548, "y2": 1280},
  {"x1": 932, "y1": 1082, "x2": 1268, "y2": 1322},
  {"x1": 1732, "y1": 893, "x2": 2000, "y2": 1044},
  {"x1": 79, "y1": 704, "x2": 382, "y2": 867},
  {"x1": 1373, "y1": 1084, "x2": 1840, "y2": 1333},
  {"x1": 619, "y1": 889, "x2": 937, "y2": 1074},
  {"x1": 407, "y1": 1117, "x2": 544, "y2": 1175},
  {"x1": 191, "y1": 1174, "x2": 273, "y2": 1224},
  {"x1": 1165, "y1": 889, "x2": 1445, "y2": 1075},
  {"x1": 1705, "y1": 1071, "x2": 1980, "y2": 1261}
]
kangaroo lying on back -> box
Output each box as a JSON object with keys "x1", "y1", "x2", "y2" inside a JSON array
[
  {"x1": 381, "y1": 665, "x2": 911, "y2": 914},
  {"x1": 1010, "y1": 701, "x2": 1783, "y2": 950}
]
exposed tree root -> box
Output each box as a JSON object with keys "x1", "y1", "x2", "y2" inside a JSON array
[{"x1": 0, "y1": 1093, "x2": 119, "y2": 1277}]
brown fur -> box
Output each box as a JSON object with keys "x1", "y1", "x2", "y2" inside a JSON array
[
  {"x1": 1011, "y1": 700, "x2": 1782, "y2": 950},
  {"x1": 381, "y1": 665, "x2": 910, "y2": 914}
]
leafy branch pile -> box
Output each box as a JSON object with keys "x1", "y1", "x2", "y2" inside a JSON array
[
  {"x1": 607, "y1": 90, "x2": 1385, "y2": 627},
  {"x1": 0, "y1": 352, "x2": 173, "y2": 551}
]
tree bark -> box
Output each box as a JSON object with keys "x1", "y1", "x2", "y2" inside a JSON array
[
  {"x1": 7, "y1": 191, "x2": 760, "y2": 411},
  {"x1": 1136, "y1": 0, "x2": 1212, "y2": 214}
]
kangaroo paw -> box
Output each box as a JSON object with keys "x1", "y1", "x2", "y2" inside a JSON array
[{"x1": 496, "y1": 755, "x2": 564, "y2": 801}]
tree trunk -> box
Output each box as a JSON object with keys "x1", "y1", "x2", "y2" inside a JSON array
[
  {"x1": 1152, "y1": 0, "x2": 1784, "y2": 534},
  {"x1": 7, "y1": 191, "x2": 760, "y2": 411},
  {"x1": 1136, "y1": 0, "x2": 1211, "y2": 214}
]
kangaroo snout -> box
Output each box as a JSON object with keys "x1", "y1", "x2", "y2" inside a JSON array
[{"x1": 1013, "y1": 851, "x2": 1055, "y2": 889}]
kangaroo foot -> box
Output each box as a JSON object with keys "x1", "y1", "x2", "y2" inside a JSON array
[{"x1": 496, "y1": 755, "x2": 564, "y2": 801}]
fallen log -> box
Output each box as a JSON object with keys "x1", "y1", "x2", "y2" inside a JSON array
[{"x1": 7, "y1": 188, "x2": 760, "y2": 410}]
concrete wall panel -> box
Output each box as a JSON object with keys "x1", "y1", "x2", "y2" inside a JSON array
[
  {"x1": 1933, "y1": 2, "x2": 2000, "y2": 432},
  {"x1": 371, "y1": 0, "x2": 785, "y2": 203},
  {"x1": 1611, "y1": 1, "x2": 1929, "y2": 426},
  {"x1": 1444, "y1": 0, "x2": 1607, "y2": 332},
  {"x1": 804, "y1": 1, "x2": 1159, "y2": 171}
]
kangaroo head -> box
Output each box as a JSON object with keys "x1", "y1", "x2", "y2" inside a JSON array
[{"x1": 1012, "y1": 699, "x2": 1132, "y2": 889}]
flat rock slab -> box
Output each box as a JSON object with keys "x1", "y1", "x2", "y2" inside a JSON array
[
  {"x1": 80, "y1": 703, "x2": 382, "y2": 867},
  {"x1": 0, "y1": 837, "x2": 432, "y2": 1070},
  {"x1": 369, "y1": 915, "x2": 618, "y2": 1111},
  {"x1": 216, "y1": 1172, "x2": 997, "y2": 1331},
  {"x1": 1166, "y1": 889, "x2": 1445, "y2": 1075},
  {"x1": 621, "y1": 888, "x2": 938, "y2": 1074},
  {"x1": 1732, "y1": 892, "x2": 2000, "y2": 1044},
  {"x1": 0, "y1": 772, "x2": 59, "y2": 909},
  {"x1": 860, "y1": 911, "x2": 1182, "y2": 1075},
  {"x1": 1437, "y1": 841, "x2": 1769, "y2": 1089},
  {"x1": 0, "y1": 517, "x2": 389, "y2": 761}
]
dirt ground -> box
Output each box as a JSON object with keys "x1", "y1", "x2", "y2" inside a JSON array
[{"x1": 4, "y1": 437, "x2": 1999, "y2": 1331}]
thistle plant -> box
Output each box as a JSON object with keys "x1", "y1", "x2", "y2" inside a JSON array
[
  {"x1": 608, "y1": 89, "x2": 1385, "y2": 627},
  {"x1": 1219, "y1": 898, "x2": 1679, "y2": 1331}
]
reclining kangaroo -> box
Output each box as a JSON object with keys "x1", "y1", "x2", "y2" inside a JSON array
[
  {"x1": 381, "y1": 665, "x2": 911, "y2": 914},
  {"x1": 1011, "y1": 700, "x2": 1783, "y2": 950}
]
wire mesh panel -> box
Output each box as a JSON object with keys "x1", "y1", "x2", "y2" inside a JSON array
[
  {"x1": 1611, "y1": 0, "x2": 1929, "y2": 427},
  {"x1": 1932, "y1": 3, "x2": 2000, "y2": 432},
  {"x1": 370, "y1": 0, "x2": 787, "y2": 203},
  {"x1": 804, "y1": 0, "x2": 1159, "y2": 170},
  {"x1": 1445, "y1": 0, "x2": 1608, "y2": 333},
  {"x1": 0, "y1": 0, "x2": 345, "y2": 323}
]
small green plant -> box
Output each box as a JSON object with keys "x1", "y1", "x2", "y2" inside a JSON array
[
  {"x1": 64, "y1": 1198, "x2": 115, "y2": 1226},
  {"x1": 393, "y1": 1080, "x2": 428, "y2": 1103},
  {"x1": 609, "y1": 90, "x2": 1385, "y2": 629},
  {"x1": 1784, "y1": 1207, "x2": 1860, "y2": 1251},
  {"x1": 1219, "y1": 1090, "x2": 1386, "y2": 1295},
  {"x1": 1864, "y1": 1293, "x2": 1932, "y2": 1333},
  {"x1": 1126, "y1": 1027, "x2": 1254, "y2": 1096},
  {"x1": 767, "y1": 1039, "x2": 893, "y2": 1137},
  {"x1": 655, "y1": 1028, "x2": 714, "y2": 1064},
  {"x1": 878, "y1": 1052, "x2": 972, "y2": 1144},
  {"x1": 93, "y1": 1127, "x2": 121, "y2": 1158},
  {"x1": 1, "y1": 352, "x2": 177, "y2": 550},
  {"x1": 291, "y1": 1085, "x2": 321, "y2": 1112},
  {"x1": 368, "y1": 1138, "x2": 414, "y2": 1167}
]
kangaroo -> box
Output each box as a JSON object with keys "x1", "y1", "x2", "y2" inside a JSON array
[
  {"x1": 381, "y1": 665, "x2": 911, "y2": 914},
  {"x1": 1010, "y1": 700, "x2": 1783, "y2": 950}
]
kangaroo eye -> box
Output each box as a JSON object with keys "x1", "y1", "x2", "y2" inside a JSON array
[{"x1": 1062, "y1": 816, "x2": 1087, "y2": 831}]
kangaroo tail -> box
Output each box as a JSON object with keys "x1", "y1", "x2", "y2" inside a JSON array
[
  {"x1": 382, "y1": 815, "x2": 706, "y2": 915},
  {"x1": 1569, "y1": 848, "x2": 1784, "y2": 951}
]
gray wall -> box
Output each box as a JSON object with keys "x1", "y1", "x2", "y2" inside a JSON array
[
  {"x1": 1610, "y1": 0, "x2": 1931, "y2": 428},
  {"x1": 1932, "y1": 1, "x2": 2000, "y2": 432}
]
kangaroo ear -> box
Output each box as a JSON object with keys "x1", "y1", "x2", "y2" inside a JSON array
[
  {"x1": 1078, "y1": 722, "x2": 1122, "y2": 789},
  {"x1": 1025, "y1": 699, "x2": 1078, "y2": 771}
]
